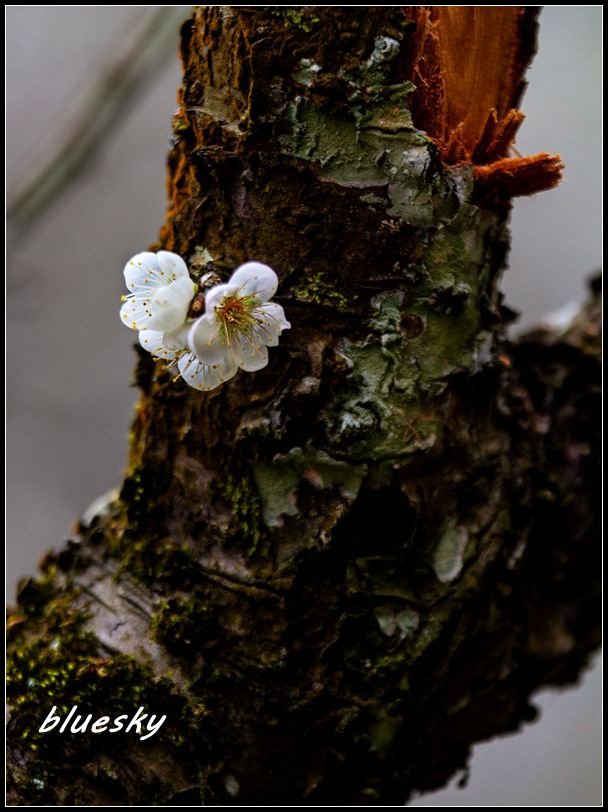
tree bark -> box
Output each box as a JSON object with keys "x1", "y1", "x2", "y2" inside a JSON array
[{"x1": 7, "y1": 7, "x2": 600, "y2": 806}]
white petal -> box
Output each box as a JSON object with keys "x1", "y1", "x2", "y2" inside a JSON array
[
  {"x1": 163, "y1": 323, "x2": 190, "y2": 352},
  {"x1": 232, "y1": 337, "x2": 269, "y2": 372},
  {"x1": 254, "y1": 302, "x2": 291, "y2": 346},
  {"x1": 188, "y1": 314, "x2": 229, "y2": 364},
  {"x1": 157, "y1": 250, "x2": 189, "y2": 282},
  {"x1": 138, "y1": 330, "x2": 182, "y2": 360},
  {"x1": 123, "y1": 252, "x2": 162, "y2": 293},
  {"x1": 229, "y1": 261, "x2": 278, "y2": 303},
  {"x1": 120, "y1": 297, "x2": 150, "y2": 331},
  {"x1": 205, "y1": 283, "x2": 239, "y2": 314},
  {"x1": 146, "y1": 276, "x2": 195, "y2": 331},
  {"x1": 178, "y1": 352, "x2": 238, "y2": 392}
]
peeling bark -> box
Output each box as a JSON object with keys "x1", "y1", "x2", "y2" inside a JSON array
[{"x1": 7, "y1": 7, "x2": 600, "y2": 806}]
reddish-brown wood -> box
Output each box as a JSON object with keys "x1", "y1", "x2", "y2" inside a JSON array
[{"x1": 401, "y1": 6, "x2": 562, "y2": 195}]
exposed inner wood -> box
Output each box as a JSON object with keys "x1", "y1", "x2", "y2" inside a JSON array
[
  {"x1": 402, "y1": 6, "x2": 562, "y2": 195},
  {"x1": 474, "y1": 152, "x2": 565, "y2": 199}
]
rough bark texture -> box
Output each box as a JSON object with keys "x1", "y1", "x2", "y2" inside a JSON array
[{"x1": 7, "y1": 7, "x2": 600, "y2": 806}]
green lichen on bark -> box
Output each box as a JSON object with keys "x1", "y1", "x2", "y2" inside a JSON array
[{"x1": 7, "y1": 6, "x2": 600, "y2": 806}]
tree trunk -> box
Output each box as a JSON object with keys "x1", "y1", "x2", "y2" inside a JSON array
[{"x1": 7, "y1": 7, "x2": 600, "y2": 806}]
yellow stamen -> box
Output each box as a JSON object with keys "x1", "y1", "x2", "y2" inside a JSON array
[{"x1": 216, "y1": 292, "x2": 259, "y2": 343}]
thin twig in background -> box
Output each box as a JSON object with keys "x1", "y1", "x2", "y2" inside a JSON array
[{"x1": 7, "y1": 7, "x2": 188, "y2": 237}]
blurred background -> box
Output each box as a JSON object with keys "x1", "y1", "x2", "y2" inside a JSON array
[{"x1": 6, "y1": 6, "x2": 601, "y2": 806}]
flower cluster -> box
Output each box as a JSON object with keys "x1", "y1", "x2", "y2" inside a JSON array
[{"x1": 120, "y1": 251, "x2": 290, "y2": 391}]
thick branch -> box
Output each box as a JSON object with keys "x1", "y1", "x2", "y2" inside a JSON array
[{"x1": 7, "y1": 7, "x2": 599, "y2": 806}]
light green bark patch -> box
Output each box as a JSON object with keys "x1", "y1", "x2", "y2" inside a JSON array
[
  {"x1": 281, "y1": 89, "x2": 442, "y2": 227},
  {"x1": 294, "y1": 58, "x2": 322, "y2": 87},
  {"x1": 433, "y1": 523, "x2": 469, "y2": 583},
  {"x1": 251, "y1": 464, "x2": 300, "y2": 528},
  {"x1": 253, "y1": 448, "x2": 367, "y2": 527},
  {"x1": 325, "y1": 194, "x2": 499, "y2": 457},
  {"x1": 331, "y1": 336, "x2": 441, "y2": 460},
  {"x1": 352, "y1": 36, "x2": 401, "y2": 88},
  {"x1": 375, "y1": 607, "x2": 420, "y2": 639},
  {"x1": 291, "y1": 448, "x2": 367, "y2": 498}
]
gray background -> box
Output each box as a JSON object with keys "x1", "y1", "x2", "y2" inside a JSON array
[{"x1": 6, "y1": 6, "x2": 602, "y2": 806}]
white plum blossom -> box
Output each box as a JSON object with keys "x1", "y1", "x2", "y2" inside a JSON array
[
  {"x1": 120, "y1": 252, "x2": 290, "y2": 392},
  {"x1": 120, "y1": 251, "x2": 196, "y2": 333},
  {"x1": 185, "y1": 261, "x2": 290, "y2": 390}
]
